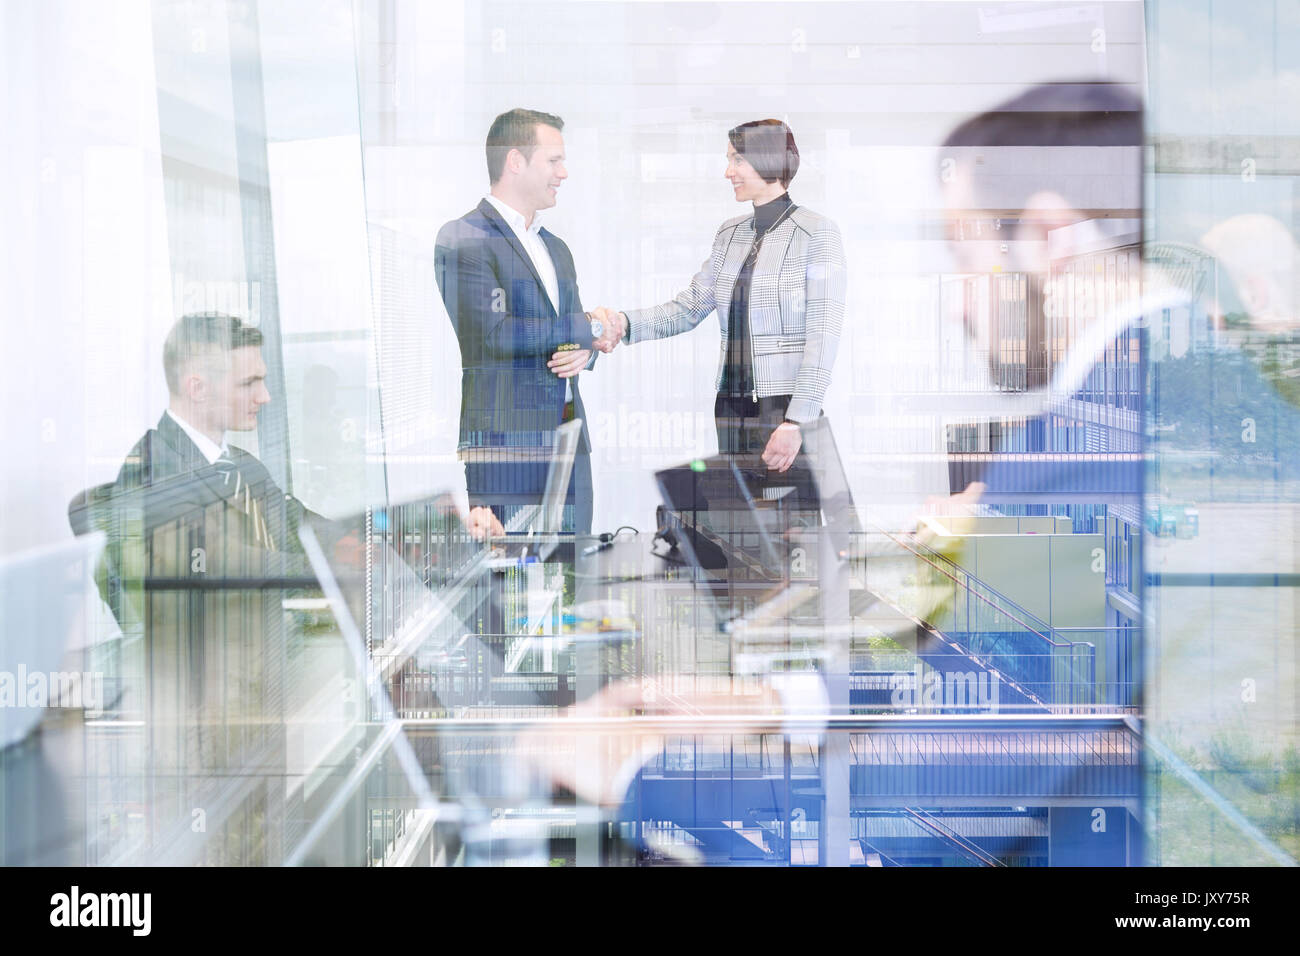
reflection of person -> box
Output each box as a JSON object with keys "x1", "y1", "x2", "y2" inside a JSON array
[
  {"x1": 939, "y1": 84, "x2": 1147, "y2": 729},
  {"x1": 104, "y1": 313, "x2": 308, "y2": 557},
  {"x1": 81, "y1": 313, "x2": 314, "y2": 849},
  {"x1": 940, "y1": 83, "x2": 1146, "y2": 498},
  {"x1": 435, "y1": 108, "x2": 600, "y2": 535},
  {"x1": 94, "y1": 311, "x2": 313, "y2": 613},
  {"x1": 592, "y1": 119, "x2": 847, "y2": 478},
  {"x1": 83, "y1": 312, "x2": 314, "y2": 636},
  {"x1": 942, "y1": 83, "x2": 1143, "y2": 398}
]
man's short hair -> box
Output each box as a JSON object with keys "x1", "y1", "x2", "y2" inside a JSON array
[
  {"x1": 485, "y1": 108, "x2": 564, "y2": 185},
  {"x1": 942, "y1": 82, "x2": 1142, "y2": 211},
  {"x1": 163, "y1": 312, "x2": 263, "y2": 395},
  {"x1": 728, "y1": 119, "x2": 801, "y2": 188},
  {"x1": 942, "y1": 82, "x2": 1142, "y2": 149}
]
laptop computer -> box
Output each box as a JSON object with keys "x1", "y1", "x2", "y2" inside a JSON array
[
  {"x1": 655, "y1": 417, "x2": 875, "y2": 633},
  {"x1": 0, "y1": 533, "x2": 105, "y2": 749},
  {"x1": 489, "y1": 418, "x2": 582, "y2": 564},
  {"x1": 299, "y1": 493, "x2": 492, "y2": 675},
  {"x1": 655, "y1": 453, "x2": 797, "y2": 629}
]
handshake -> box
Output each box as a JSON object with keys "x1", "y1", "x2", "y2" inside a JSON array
[
  {"x1": 587, "y1": 306, "x2": 627, "y2": 353},
  {"x1": 550, "y1": 307, "x2": 627, "y2": 379}
]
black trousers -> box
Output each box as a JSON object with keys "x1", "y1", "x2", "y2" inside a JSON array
[
  {"x1": 464, "y1": 450, "x2": 593, "y2": 536},
  {"x1": 713, "y1": 394, "x2": 820, "y2": 526}
]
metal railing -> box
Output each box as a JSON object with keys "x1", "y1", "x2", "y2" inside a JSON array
[{"x1": 853, "y1": 525, "x2": 1098, "y2": 711}]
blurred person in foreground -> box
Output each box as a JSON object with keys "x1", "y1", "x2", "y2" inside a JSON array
[{"x1": 940, "y1": 82, "x2": 1151, "y2": 497}]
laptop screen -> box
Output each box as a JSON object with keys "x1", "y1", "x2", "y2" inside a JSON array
[
  {"x1": 534, "y1": 419, "x2": 581, "y2": 559},
  {"x1": 655, "y1": 418, "x2": 864, "y2": 627},
  {"x1": 799, "y1": 416, "x2": 860, "y2": 533},
  {"x1": 655, "y1": 455, "x2": 790, "y2": 625},
  {"x1": 302, "y1": 494, "x2": 486, "y2": 663}
]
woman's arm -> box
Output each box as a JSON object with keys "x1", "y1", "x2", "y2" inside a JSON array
[
  {"x1": 785, "y1": 220, "x2": 847, "y2": 424},
  {"x1": 620, "y1": 221, "x2": 737, "y2": 344}
]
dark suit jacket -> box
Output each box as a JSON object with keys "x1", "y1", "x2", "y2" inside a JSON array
[
  {"x1": 75, "y1": 414, "x2": 318, "y2": 809},
  {"x1": 85, "y1": 413, "x2": 315, "y2": 629},
  {"x1": 435, "y1": 199, "x2": 596, "y2": 505},
  {"x1": 113, "y1": 413, "x2": 310, "y2": 548}
]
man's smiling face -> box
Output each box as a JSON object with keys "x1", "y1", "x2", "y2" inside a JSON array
[{"x1": 520, "y1": 123, "x2": 567, "y2": 211}]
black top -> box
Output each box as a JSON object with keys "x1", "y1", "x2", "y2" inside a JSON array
[{"x1": 719, "y1": 192, "x2": 795, "y2": 397}]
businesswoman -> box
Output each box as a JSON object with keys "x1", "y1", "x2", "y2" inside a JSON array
[{"x1": 594, "y1": 119, "x2": 846, "y2": 476}]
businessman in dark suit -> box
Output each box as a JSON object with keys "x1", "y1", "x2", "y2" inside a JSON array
[
  {"x1": 100, "y1": 313, "x2": 311, "y2": 586},
  {"x1": 435, "y1": 108, "x2": 602, "y2": 535},
  {"x1": 67, "y1": 312, "x2": 318, "y2": 837}
]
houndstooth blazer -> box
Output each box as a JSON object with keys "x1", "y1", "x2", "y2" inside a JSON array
[{"x1": 624, "y1": 205, "x2": 847, "y2": 423}]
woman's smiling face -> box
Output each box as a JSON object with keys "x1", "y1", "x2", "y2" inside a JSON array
[{"x1": 725, "y1": 143, "x2": 771, "y2": 202}]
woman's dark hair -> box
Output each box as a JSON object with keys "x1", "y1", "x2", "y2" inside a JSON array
[{"x1": 728, "y1": 119, "x2": 800, "y2": 188}]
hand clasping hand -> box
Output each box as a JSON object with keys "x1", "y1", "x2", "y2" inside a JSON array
[{"x1": 589, "y1": 307, "x2": 627, "y2": 354}]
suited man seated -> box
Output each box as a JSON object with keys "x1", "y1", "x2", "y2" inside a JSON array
[
  {"x1": 95, "y1": 312, "x2": 311, "y2": 601},
  {"x1": 79, "y1": 312, "x2": 320, "y2": 806},
  {"x1": 435, "y1": 107, "x2": 600, "y2": 535}
]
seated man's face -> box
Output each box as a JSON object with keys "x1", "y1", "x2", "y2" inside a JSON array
[{"x1": 218, "y1": 345, "x2": 271, "y2": 432}]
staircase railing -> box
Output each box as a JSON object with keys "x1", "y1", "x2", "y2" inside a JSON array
[{"x1": 854, "y1": 523, "x2": 1097, "y2": 711}]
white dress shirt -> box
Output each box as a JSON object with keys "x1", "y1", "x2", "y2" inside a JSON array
[
  {"x1": 484, "y1": 194, "x2": 560, "y2": 312},
  {"x1": 166, "y1": 409, "x2": 227, "y2": 465},
  {"x1": 484, "y1": 193, "x2": 574, "y2": 400}
]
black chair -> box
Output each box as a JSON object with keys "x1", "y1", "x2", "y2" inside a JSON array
[{"x1": 67, "y1": 483, "x2": 116, "y2": 537}]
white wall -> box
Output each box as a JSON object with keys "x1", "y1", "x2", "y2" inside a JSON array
[{"x1": 1, "y1": 0, "x2": 172, "y2": 557}]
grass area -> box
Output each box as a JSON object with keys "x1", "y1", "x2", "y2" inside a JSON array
[{"x1": 1147, "y1": 726, "x2": 1300, "y2": 865}]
